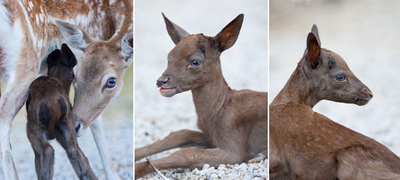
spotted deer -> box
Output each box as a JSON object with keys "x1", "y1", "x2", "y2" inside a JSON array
[
  {"x1": 0, "y1": 0, "x2": 133, "y2": 179},
  {"x1": 270, "y1": 25, "x2": 400, "y2": 179},
  {"x1": 135, "y1": 14, "x2": 267, "y2": 178}
]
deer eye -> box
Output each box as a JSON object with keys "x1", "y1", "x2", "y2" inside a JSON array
[
  {"x1": 335, "y1": 75, "x2": 346, "y2": 82},
  {"x1": 188, "y1": 60, "x2": 201, "y2": 68},
  {"x1": 106, "y1": 78, "x2": 117, "y2": 88}
]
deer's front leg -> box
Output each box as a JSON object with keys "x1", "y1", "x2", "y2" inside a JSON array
[
  {"x1": 135, "y1": 148, "x2": 243, "y2": 178},
  {"x1": 90, "y1": 116, "x2": 121, "y2": 180},
  {"x1": 0, "y1": 69, "x2": 37, "y2": 180},
  {"x1": 135, "y1": 129, "x2": 210, "y2": 160},
  {"x1": 135, "y1": 148, "x2": 245, "y2": 178}
]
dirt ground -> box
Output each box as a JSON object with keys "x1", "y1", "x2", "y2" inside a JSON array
[{"x1": 270, "y1": 0, "x2": 400, "y2": 156}]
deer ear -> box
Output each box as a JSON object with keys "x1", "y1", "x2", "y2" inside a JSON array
[
  {"x1": 162, "y1": 13, "x2": 190, "y2": 45},
  {"x1": 56, "y1": 20, "x2": 92, "y2": 51},
  {"x1": 306, "y1": 24, "x2": 321, "y2": 69},
  {"x1": 121, "y1": 33, "x2": 133, "y2": 67},
  {"x1": 213, "y1": 14, "x2": 244, "y2": 52},
  {"x1": 61, "y1": 43, "x2": 77, "y2": 67},
  {"x1": 47, "y1": 49, "x2": 62, "y2": 67}
]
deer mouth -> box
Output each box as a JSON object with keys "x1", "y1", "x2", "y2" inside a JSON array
[
  {"x1": 159, "y1": 87, "x2": 177, "y2": 97},
  {"x1": 355, "y1": 98, "x2": 370, "y2": 106}
]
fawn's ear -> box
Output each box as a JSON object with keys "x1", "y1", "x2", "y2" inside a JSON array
[
  {"x1": 162, "y1": 13, "x2": 190, "y2": 45},
  {"x1": 213, "y1": 14, "x2": 244, "y2": 52},
  {"x1": 47, "y1": 49, "x2": 62, "y2": 67},
  {"x1": 61, "y1": 43, "x2": 77, "y2": 67},
  {"x1": 56, "y1": 20, "x2": 92, "y2": 51},
  {"x1": 306, "y1": 24, "x2": 321, "y2": 69}
]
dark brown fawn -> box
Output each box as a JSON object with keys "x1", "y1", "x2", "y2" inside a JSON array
[
  {"x1": 270, "y1": 25, "x2": 400, "y2": 180},
  {"x1": 26, "y1": 44, "x2": 97, "y2": 180},
  {"x1": 134, "y1": 14, "x2": 267, "y2": 178}
]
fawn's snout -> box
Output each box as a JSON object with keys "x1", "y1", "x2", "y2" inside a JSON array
[
  {"x1": 355, "y1": 87, "x2": 373, "y2": 106},
  {"x1": 156, "y1": 76, "x2": 178, "y2": 97},
  {"x1": 156, "y1": 77, "x2": 169, "y2": 88}
]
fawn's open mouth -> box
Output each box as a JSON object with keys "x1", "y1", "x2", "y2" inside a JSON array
[
  {"x1": 160, "y1": 87, "x2": 174, "y2": 93},
  {"x1": 159, "y1": 87, "x2": 177, "y2": 97}
]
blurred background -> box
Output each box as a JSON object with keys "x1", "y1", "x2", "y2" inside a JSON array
[
  {"x1": 9, "y1": 47, "x2": 133, "y2": 178},
  {"x1": 135, "y1": 0, "x2": 267, "y2": 178},
  {"x1": 270, "y1": 0, "x2": 400, "y2": 156}
]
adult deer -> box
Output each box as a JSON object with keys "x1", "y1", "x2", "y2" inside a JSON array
[
  {"x1": 270, "y1": 25, "x2": 400, "y2": 179},
  {"x1": 0, "y1": 0, "x2": 133, "y2": 179},
  {"x1": 135, "y1": 14, "x2": 267, "y2": 178}
]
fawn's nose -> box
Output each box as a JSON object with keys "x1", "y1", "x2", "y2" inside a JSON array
[
  {"x1": 363, "y1": 88, "x2": 373, "y2": 98},
  {"x1": 156, "y1": 77, "x2": 169, "y2": 87}
]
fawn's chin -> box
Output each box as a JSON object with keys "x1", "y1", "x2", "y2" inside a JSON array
[
  {"x1": 159, "y1": 87, "x2": 177, "y2": 97},
  {"x1": 355, "y1": 99, "x2": 370, "y2": 106}
]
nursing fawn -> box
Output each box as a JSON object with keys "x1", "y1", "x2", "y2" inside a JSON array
[{"x1": 26, "y1": 44, "x2": 97, "y2": 180}]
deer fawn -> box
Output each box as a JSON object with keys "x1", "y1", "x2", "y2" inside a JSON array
[
  {"x1": 0, "y1": 0, "x2": 132, "y2": 179},
  {"x1": 270, "y1": 25, "x2": 400, "y2": 179},
  {"x1": 26, "y1": 44, "x2": 97, "y2": 180},
  {"x1": 134, "y1": 13, "x2": 267, "y2": 178}
]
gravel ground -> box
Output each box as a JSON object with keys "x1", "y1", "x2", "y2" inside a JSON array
[
  {"x1": 135, "y1": 0, "x2": 268, "y2": 179},
  {"x1": 9, "y1": 68, "x2": 133, "y2": 179},
  {"x1": 270, "y1": 0, "x2": 400, "y2": 156}
]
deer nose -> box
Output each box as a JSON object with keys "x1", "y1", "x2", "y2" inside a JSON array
[
  {"x1": 75, "y1": 124, "x2": 81, "y2": 133},
  {"x1": 156, "y1": 77, "x2": 169, "y2": 87},
  {"x1": 363, "y1": 88, "x2": 373, "y2": 98}
]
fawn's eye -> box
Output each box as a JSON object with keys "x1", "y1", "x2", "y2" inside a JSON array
[
  {"x1": 335, "y1": 75, "x2": 346, "y2": 82},
  {"x1": 188, "y1": 60, "x2": 201, "y2": 68},
  {"x1": 106, "y1": 78, "x2": 117, "y2": 88}
]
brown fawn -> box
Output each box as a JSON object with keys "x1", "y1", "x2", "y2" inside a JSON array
[
  {"x1": 270, "y1": 25, "x2": 400, "y2": 179},
  {"x1": 134, "y1": 14, "x2": 268, "y2": 178},
  {"x1": 26, "y1": 44, "x2": 97, "y2": 180}
]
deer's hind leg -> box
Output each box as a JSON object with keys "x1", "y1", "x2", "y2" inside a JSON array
[
  {"x1": 27, "y1": 124, "x2": 54, "y2": 180},
  {"x1": 55, "y1": 118, "x2": 98, "y2": 180},
  {"x1": 337, "y1": 146, "x2": 400, "y2": 180}
]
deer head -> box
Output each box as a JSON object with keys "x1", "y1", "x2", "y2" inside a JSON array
[
  {"x1": 46, "y1": 43, "x2": 77, "y2": 91},
  {"x1": 56, "y1": 20, "x2": 133, "y2": 136},
  {"x1": 156, "y1": 13, "x2": 243, "y2": 97},
  {"x1": 298, "y1": 25, "x2": 373, "y2": 106}
]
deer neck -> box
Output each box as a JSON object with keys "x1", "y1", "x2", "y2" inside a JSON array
[
  {"x1": 191, "y1": 72, "x2": 232, "y2": 123},
  {"x1": 272, "y1": 63, "x2": 319, "y2": 108}
]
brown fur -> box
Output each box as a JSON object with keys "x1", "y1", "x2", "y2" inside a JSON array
[
  {"x1": 26, "y1": 44, "x2": 97, "y2": 180},
  {"x1": 135, "y1": 14, "x2": 267, "y2": 178},
  {"x1": 270, "y1": 25, "x2": 400, "y2": 180}
]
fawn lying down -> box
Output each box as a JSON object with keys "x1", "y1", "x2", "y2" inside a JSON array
[
  {"x1": 26, "y1": 44, "x2": 97, "y2": 180},
  {"x1": 269, "y1": 25, "x2": 400, "y2": 180},
  {"x1": 135, "y1": 14, "x2": 268, "y2": 178}
]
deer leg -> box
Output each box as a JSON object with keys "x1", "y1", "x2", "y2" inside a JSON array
[
  {"x1": 248, "y1": 150, "x2": 267, "y2": 163},
  {"x1": 135, "y1": 129, "x2": 210, "y2": 160},
  {"x1": 135, "y1": 148, "x2": 243, "y2": 178},
  {"x1": 0, "y1": 69, "x2": 37, "y2": 180},
  {"x1": 336, "y1": 147, "x2": 400, "y2": 180},
  {"x1": 55, "y1": 120, "x2": 98, "y2": 180},
  {"x1": 27, "y1": 127, "x2": 54, "y2": 180},
  {"x1": 90, "y1": 116, "x2": 121, "y2": 180}
]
